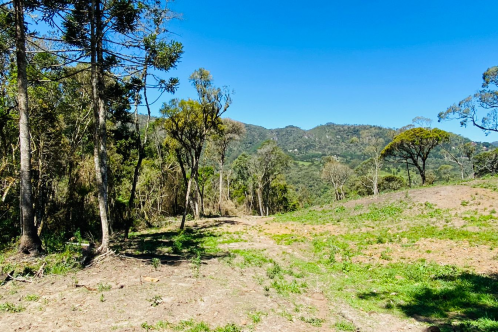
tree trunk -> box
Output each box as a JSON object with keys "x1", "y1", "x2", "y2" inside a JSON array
[
  {"x1": 91, "y1": 0, "x2": 110, "y2": 252},
  {"x1": 406, "y1": 161, "x2": 411, "y2": 187},
  {"x1": 373, "y1": 160, "x2": 379, "y2": 196},
  {"x1": 218, "y1": 161, "x2": 223, "y2": 215},
  {"x1": 15, "y1": 0, "x2": 42, "y2": 254},
  {"x1": 257, "y1": 185, "x2": 264, "y2": 216},
  {"x1": 180, "y1": 176, "x2": 193, "y2": 230}
]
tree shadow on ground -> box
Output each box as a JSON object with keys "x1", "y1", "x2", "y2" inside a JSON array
[
  {"x1": 111, "y1": 226, "x2": 229, "y2": 267},
  {"x1": 358, "y1": 272, "x2": 498, "y2": 331}
]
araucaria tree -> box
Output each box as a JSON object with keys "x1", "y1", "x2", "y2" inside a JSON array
[
  {"x1": 62, "y1": 0, "x2": 182, "y2": 250},
  {"x1": 13, "y1": 0, "x2": 42, "y2": 253},
  {"x1": 381, "y1": 127, "x2": 450, "y2": 185},
  {"x1": 162, "y1": 68, "x2": 231, "y2": 229}
]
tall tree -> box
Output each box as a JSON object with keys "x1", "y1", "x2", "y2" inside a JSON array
[
  {"x1": 381, "y1": 127, "x2": 450, "y2": 185},
  {"x1": 62, "y1": 0, "x2": 160, "y2": 251},
  {"x1": 125, "y1": 4, "x2": 183, "y2": 239},
  {"x1": 162, "y1": 68, "x2": 231, "y2": 229},
  {"x1": 14, "y1": 0, "x2": 42, "y2": 253},
  {"x1": 250, "y1": 141, "x2": 290, "y2": 216},
  {"x1": 210, "y1": 118, "x2": 245, "y2": 215},
  {"x1": 322, "y1": 159, "x2": 353, "y2": 201}
]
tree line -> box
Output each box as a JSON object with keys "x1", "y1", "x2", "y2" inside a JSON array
[{"x1": 2, "y1": 0, "x2": 498, "y2": 255}]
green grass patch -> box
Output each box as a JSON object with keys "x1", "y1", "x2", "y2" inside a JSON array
[
  {"x1": 0, "y1": 302, "x2": 25, "y2": 313},
  {"x1": 230, "y1": 249, "x2": 271, "y2": 268},
  {"x1": 141, "y1": 319, "x2": 242, "y2": 331},
  {"x1": 270, "y1": 233, "x2": 307, "y2": 245},
  {"x1": 334, "y1": 320, "x2": 356, "y2": 331}
]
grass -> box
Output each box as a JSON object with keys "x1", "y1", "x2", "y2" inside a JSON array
[
  {"x1": 141, "y1": 319, "x2": 242, "y2": 331},
  {"x1": 24, "y1": 294, "x2": 40, "y2": 302},
  {"x1": 299, "y1": 316, "x2": 325, "y2": 327},
  {"x1": 0, "y1": 302, "x2": 25, "y2": 313},
  {"x1": 268, "y1": 181, "x2": 498, "y2": 330},
  {"x1": 248, "y1": 310, "x2": 266, "y2": 324},
  {"x1": 97, "y1": 283, "x2": 112, "y2": 292},
  {"x1": 334, "y1": 320, "x2": 356, "y2": 331}
]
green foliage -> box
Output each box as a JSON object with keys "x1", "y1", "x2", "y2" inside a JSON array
[
  {"x1": 334, "y1": 320, "x2": 356, "y2": 331},
  {"x1": 474, "y1": 148, "x2": 498, "y2": 177},
  {"x1": 439, "y1": 66, "x2": 498, "y2": 136},
  {"x1": 378, "y1": 175, "x2": 406, "y2": 192},
  {"x1": 381, "y1": 128, "x2": 451, "y2": 184},
  {"x1": 141, "y1": 319, "x2": 242, "y2": 332},
  {"x1": 0, "y1": 302, "x2": 25, "y2": 313}
]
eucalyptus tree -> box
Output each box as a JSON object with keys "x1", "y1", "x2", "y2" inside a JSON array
[
  {"x1": 321, "y1": 159, "x2": 353, "y2": 201},
  {"x1": 381, "y1": 128, "x2": 450, "y2": 185},
  {"x1": 439, "y1": 66, "x2": 498, "y2": 134},
  {"x1": 210, "y1": 118, "x2": 245, "y2": 215},
  {"x1": 250, "y1": 141, "x2": 290, "y2": 216},
  {"x1": 162, "y1": 68, "x2": 231, "y2": 229}
]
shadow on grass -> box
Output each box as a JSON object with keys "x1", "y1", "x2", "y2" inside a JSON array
[
  {"x1": 111, "y1": 226, "x2": 229, "y2": 266},
  {"x1": 358, "y1": 272, "x2": 498, "y2": 331}
]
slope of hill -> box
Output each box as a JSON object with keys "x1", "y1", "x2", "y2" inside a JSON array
[{"x1": 3, "y1": 178, "x2": 498, "y2": 331}]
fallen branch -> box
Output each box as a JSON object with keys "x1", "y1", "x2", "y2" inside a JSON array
[
  {"x1": 75, "y1": 284, "x2": 97, "y2": 291},
  {"x1": 35, "y1": 263, "x2": 46, "y2": 278},
  {"x1": 7, "y1": 273, "x2": 32, "y2": 283},
  {"x1": 85, "y1": 249, "x2": 115, "y2": 268}
]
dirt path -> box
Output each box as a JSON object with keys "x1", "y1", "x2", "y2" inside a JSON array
[{"x1": 0, "y1": 216, "x2": 429, "y2": 332}]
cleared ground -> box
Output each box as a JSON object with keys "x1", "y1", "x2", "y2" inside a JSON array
[{"x1": 2, "y1": 178, "x2": 498, "y2": 331}]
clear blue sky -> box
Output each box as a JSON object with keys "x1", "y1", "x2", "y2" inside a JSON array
[{"x1": 158, "y1": 0, "x2": 498, "y2": 142}]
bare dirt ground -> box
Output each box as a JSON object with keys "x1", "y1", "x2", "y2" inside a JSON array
[
  {"x1": 2, "y1": 181, "x2": 498, "y2": 331},
  {"x1": 0, "y1": 216, "x2": 425, "y2": 332}
]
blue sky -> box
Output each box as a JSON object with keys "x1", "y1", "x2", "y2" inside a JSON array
[{"x1": 158, "y1": 0, "x2": 498, "y2": 142}]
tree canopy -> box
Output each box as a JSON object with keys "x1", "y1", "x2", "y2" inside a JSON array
[
  {"x1": 439, "y1": 66, "x2": 498, "y2": 134},
  {"x1": 381, "y1": 127, "x2": 450, "y2": 185}
]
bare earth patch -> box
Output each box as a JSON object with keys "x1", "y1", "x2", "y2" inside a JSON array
[{"x1": 7, "y1": 180, "x2": 498, "y2": 331}]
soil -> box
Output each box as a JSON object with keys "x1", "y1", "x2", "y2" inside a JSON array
[{"x1": 2, "y1": 181, "x2": 498, "y2": 331}]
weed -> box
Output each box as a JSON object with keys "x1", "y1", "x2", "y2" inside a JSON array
[
  {"x1": 231, "y1": 249, "x2": 270, "y2": 268},
  {"x1": 100, "y1": 294, "x2": 105, "y2": 302},
  {"x1": 151, "y1": 258, "x2": 161, "y2": 270},
  {"x1": 380, "y1": 250, "x2": 392, "y2": 261},
  {"x1": 148, "y1": 295, "x2": 163, "y2": 307},
  {"x1": 0, "y1": 302, "x2": 25, "y2": 313},
  {"x1": 461, "y1": 200, "x2": 469, "y2": 206},
  {"x1": 141, "y1": 322, "x2": 155, "y2": 331},
  {"x1": 271, "y1": 279, "x2": 307, "y2": 296},
  {"x1": 353, "y1": 204, "x2": 363, "y2": 211},
  {"x1": 248, "y1": 311, "x2": 266, "y2": 324},
  {"x1": 97, "y1": 283, "x2": 111, "y2": 292},
  {"x1": 191, "y1": 249, "x2": 202, "y2": 278},
  {"x1": 334, "y1": 320, "x2": 356, "y2": 331},
  {"x1": 266, "y1": 262, "x2": 282, "y2": 279},
  {"x1": 24, "y1": 294, "x2": 40, "y2": 301},
  {"x1": 300, "y1": 316, "x2": 325, "y2": 327}
]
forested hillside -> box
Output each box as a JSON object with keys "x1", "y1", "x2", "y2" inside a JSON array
[{"x1": 228, "y1": 122, "x2": 495, "y2": 165}]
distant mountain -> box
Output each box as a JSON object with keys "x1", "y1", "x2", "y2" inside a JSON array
[
  {"x1": 227, "y1": 122, "x2": 491, "y2": 167},
  {"x1": 141, "y1": 113, "x2": 492, "y2": 166}
]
